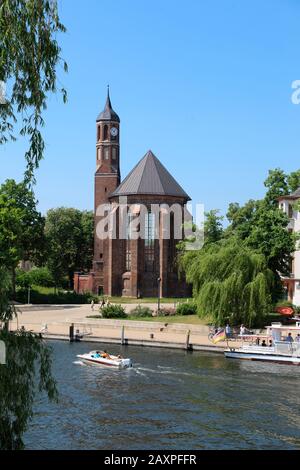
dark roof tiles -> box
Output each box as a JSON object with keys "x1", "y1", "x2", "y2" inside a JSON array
[
  {"x1": 111, "y1": 150, "x2": 190, "y2": 200},
  {"x1": 96, "y1": 90, "x2": 120, "y2": 123}
]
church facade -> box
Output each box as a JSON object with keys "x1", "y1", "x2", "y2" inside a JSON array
[{"x1": 74, "y1": 91, "x2": 191, "y2": 298}]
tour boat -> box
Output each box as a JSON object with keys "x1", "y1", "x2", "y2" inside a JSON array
[
  {"x1": 77, "y1": 350, "x2": 133, "y2": 368},
  {"x1": 224, "y1": 322, "x2": 300, "y2": 365}
]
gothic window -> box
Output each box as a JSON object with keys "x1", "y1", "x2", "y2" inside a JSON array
[
  {"x1": 168, "y1": 212, "x2": 176, "y2": 272},
  {"x1": 125, "y1": 213, "x2": 133, "y2": 271},
  {"x1": 103, "y1": 124, "x2": 108, "y2": 140},
  {"x1": 104, "y1": 147, "x2": 109, "y2": 160},
  {"x1": 112, "y1": 147, "x2": 117, "y2": 160},
  {"x1": 97, "y1": 126, "x2": 101, "y2": 141},
  {"x1": 97, "y1": 147, "x2": 101, "y2": 161},
  {"x1": 145, "y1": 212, "x2": 155, "y2": 272}
]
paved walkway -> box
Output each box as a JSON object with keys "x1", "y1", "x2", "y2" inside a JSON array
[{"x1": 9, "y1": 304, "x2": 244, "y2": 351}]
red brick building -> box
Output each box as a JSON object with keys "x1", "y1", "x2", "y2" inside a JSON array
[{"x1": 74, "y1": 91, "x2": 191, "y2": 298}]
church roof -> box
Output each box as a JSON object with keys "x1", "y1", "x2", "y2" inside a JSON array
[
  {"x1": 290, "y1": 187, "x2": 300, "y2": 198},
  {"x1": 111, "y1": 150, "x2": 191, "y2": 200},
  {"x1": 278, "y1": 186, "x2": 300, "y2": 200},
  {"x1": 96, "y1": 88, "x2": 120, "y2": 122}
]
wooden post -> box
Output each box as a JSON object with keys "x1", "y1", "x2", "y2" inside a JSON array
[
  {"x1": 121, "y1": 325, "x2": 125, "y2": 345},
  {"x1": 69, "y1": 323, "x2": 74, "y2": 343},
  {"x1": 185, "y1": 329, "x2": 191, "y2": 350}
]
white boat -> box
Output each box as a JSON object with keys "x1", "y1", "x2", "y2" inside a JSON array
[
  {"x1": 225, "y1": 322, "x2": 300, "y2": 365},
  {"x1": 77, "y1": 350, "x2": 132, "y2": 369}
]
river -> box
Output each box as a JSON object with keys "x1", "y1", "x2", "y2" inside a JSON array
[{"x1": 24, "y1": 340, "x2": 300, "y2": 450}]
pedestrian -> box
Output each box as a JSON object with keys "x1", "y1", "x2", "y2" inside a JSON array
[
  {"x1": 101, "y1": 297, "x2": 106, "y2": 308},
  {"x1": 91, "y1": 300, "x2": 94, "y2": 311}
]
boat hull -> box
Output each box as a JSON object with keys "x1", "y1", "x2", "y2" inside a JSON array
[
  {"x1": 77, "y1": 354, "x2": 132, "y2": 369},
  {"x1": 225, "y1": 350, "x2": 300, "y2": 365}
]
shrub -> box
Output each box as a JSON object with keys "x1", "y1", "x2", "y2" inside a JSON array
[
  {"x1": 15, "y1": 288, "x2": 98, "y2": 304},
  {"x1": 16, "y1": 267, "x2": 55, "y2": 288},
  {"x1": 176, "y1": 302, "x2": 197, "y2": 316},
  {"x1": 156, "y1": 307, "x2": 176, "y2": 317},
  {"x1": 100, "y1": 304, "x2": 127, "y2": 319},
  {"x1": 130, "y1": 305, "x2": 153, "y2": 317}
]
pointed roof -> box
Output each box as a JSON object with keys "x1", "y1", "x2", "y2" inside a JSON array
[
  {"x1": 290, "y1": 187, "x2": 300, "y2": 198},
  {"x1": 96, "y1": 87, "x2": 120, "y2": 122},
  {"x1": 111, "y1": 150, "x2": 191, "y2": 200},
  {"x1": 278, "y1": 186, "x2": 300, "y2": 200}
]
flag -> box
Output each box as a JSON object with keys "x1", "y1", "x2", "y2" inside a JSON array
[{"x1": 212, "y1": 328, "x2": 226, "y2": 344}]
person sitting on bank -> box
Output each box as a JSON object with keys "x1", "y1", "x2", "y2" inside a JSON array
[{"x1": 285, "y1": 333, "x2": 294, "y2": 343}]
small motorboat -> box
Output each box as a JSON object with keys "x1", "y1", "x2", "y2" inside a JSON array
[{"x1": 77, "y1": 350, "x2": 132, "y2": 368}]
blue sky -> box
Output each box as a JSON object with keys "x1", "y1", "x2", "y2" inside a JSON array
[{"x1": 1, "y1": 0, "x2": 300, "y2": 220}]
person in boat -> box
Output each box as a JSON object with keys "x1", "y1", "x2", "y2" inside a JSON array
[
  {"x1": 261, "y1": 340, "x2": 267, "y2": 347},
  {"x1": 285, "y1": 333, "x2": 294, "y2": 343},
  {"x1": 101, "y1": 350, "x2": 110, "y2": 359},
  {"x1": 93, "y1": 351, "x2": 101, "y2": 358},
  {"x1": 240, "y1": 324, "x2": 246, "y2": 336},
  {"x1": 225, "y1": 324, "x2": 232, "y2": 338},
  {"x1": 269, "y1": 339, "x2": 273, "y2": 347},
  {"x1": 295, "y1": 334, "x2": 300, "y2": 343}
]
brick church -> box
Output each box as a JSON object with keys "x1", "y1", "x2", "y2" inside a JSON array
[{"x1": 74, "y1": 90, "x2": 191, "y2": 298}]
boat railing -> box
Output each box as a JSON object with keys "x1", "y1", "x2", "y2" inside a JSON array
[{"x1": 275, "y1": 341, "x2": 300, "y2": 356}]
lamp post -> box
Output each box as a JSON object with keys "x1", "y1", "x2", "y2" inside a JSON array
[{"x1": 157, "y1": 277, "x2": 161, "y2": 313}]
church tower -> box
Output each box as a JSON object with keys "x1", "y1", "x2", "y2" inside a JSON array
[{"x1": 93, "y1": 88, "x2": 121, "y2": 295}]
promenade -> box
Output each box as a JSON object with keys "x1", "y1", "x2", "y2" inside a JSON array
[{"x1": 8, "y1": 304, "x2": 244, "y2": 352}]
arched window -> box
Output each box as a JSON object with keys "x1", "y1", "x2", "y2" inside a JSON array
[
  {"x1": 104, "y1": 147, "x2": 109, "y2": 159},
  {"x1": 112, "y1": 147, "x2": 117, "y2": 160},
  {"x1": 103, "y1": 124, "x2": 108, "y2": 140},
  {"x1": 97, "y1": 126, "x2": 101, "y2": 141},
  {"x1": 145, "y1": 212, "x2": 155, "y2": 272}
]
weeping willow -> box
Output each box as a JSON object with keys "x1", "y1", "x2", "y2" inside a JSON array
[
  {"x1": 180, "y1": 239, "x2": 274, "y2": 326},
  {"x1": 0, "y1": 266, "x2": 57, "y2": 449}
]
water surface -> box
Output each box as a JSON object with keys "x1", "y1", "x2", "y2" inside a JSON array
[{"x1": 24, "y1": 341, "x2": 300, "y2": 450}]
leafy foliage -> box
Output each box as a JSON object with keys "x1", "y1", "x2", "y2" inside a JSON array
[
  {"x1": 100, "y1": 304, "x2": 127, "y2": 319},
  {"x1": 45, "y1": 208, "x2": 94, "y2": 288},
  {"x1": 0, "y1": 328, "x2": 57, "y2": 449},
  {"x1": 0, "y1": 179, "x2": 45, "y2": 295},
  {"x1": 130, "y1": 305, "x2": 153, "y2": 317},
  {"x1": 180, "y1": 239, "x2": 274, "y2": 327},
  {"x1": 0, "y1": 0, "x2": 67, "y2": 183},
  {"x1": 0, "y1": 266, "x2": 58, "y2": 449},
  {"x1": 176, "y1": 302, "x2": 197, "y2": 316},
  {"x1": 15, "y1": 287, "x2": 97, "y2": 304},
  {"x1": 16, "y1": 266, "x2": 55, "y2": 288}
]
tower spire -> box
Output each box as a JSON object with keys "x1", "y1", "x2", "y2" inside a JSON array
[{"x1": 97, "y1": 87, "x2": 120, "y2": 122}]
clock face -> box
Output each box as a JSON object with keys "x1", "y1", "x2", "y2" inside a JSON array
[{"x1": 110, "y1": 127, "x2": 118, "y2": 137}]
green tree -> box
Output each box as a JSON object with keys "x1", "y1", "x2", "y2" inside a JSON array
[
  {"x1": 180, "y1": 239, "x2": 274, "y2": 327},
  {"x1": 45, "y1": 208, "x2": 94, "y2": 289},
  {"x1": 204, "y1": 209, "x2": 224, "y2": 246},
  {"x1": 0, "y1": 179, "x2": 45, "y2": 296},
  {"x1": 0, "y1": 0, "x2": 67, "y2": 183},
  {"x1": 0, "y1": 265, "x2": 57, "y2": 449}
]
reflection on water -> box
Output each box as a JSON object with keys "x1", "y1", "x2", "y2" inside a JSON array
[{"x1": 24, "y1": 341, "x2": 300, "y2": 450}]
